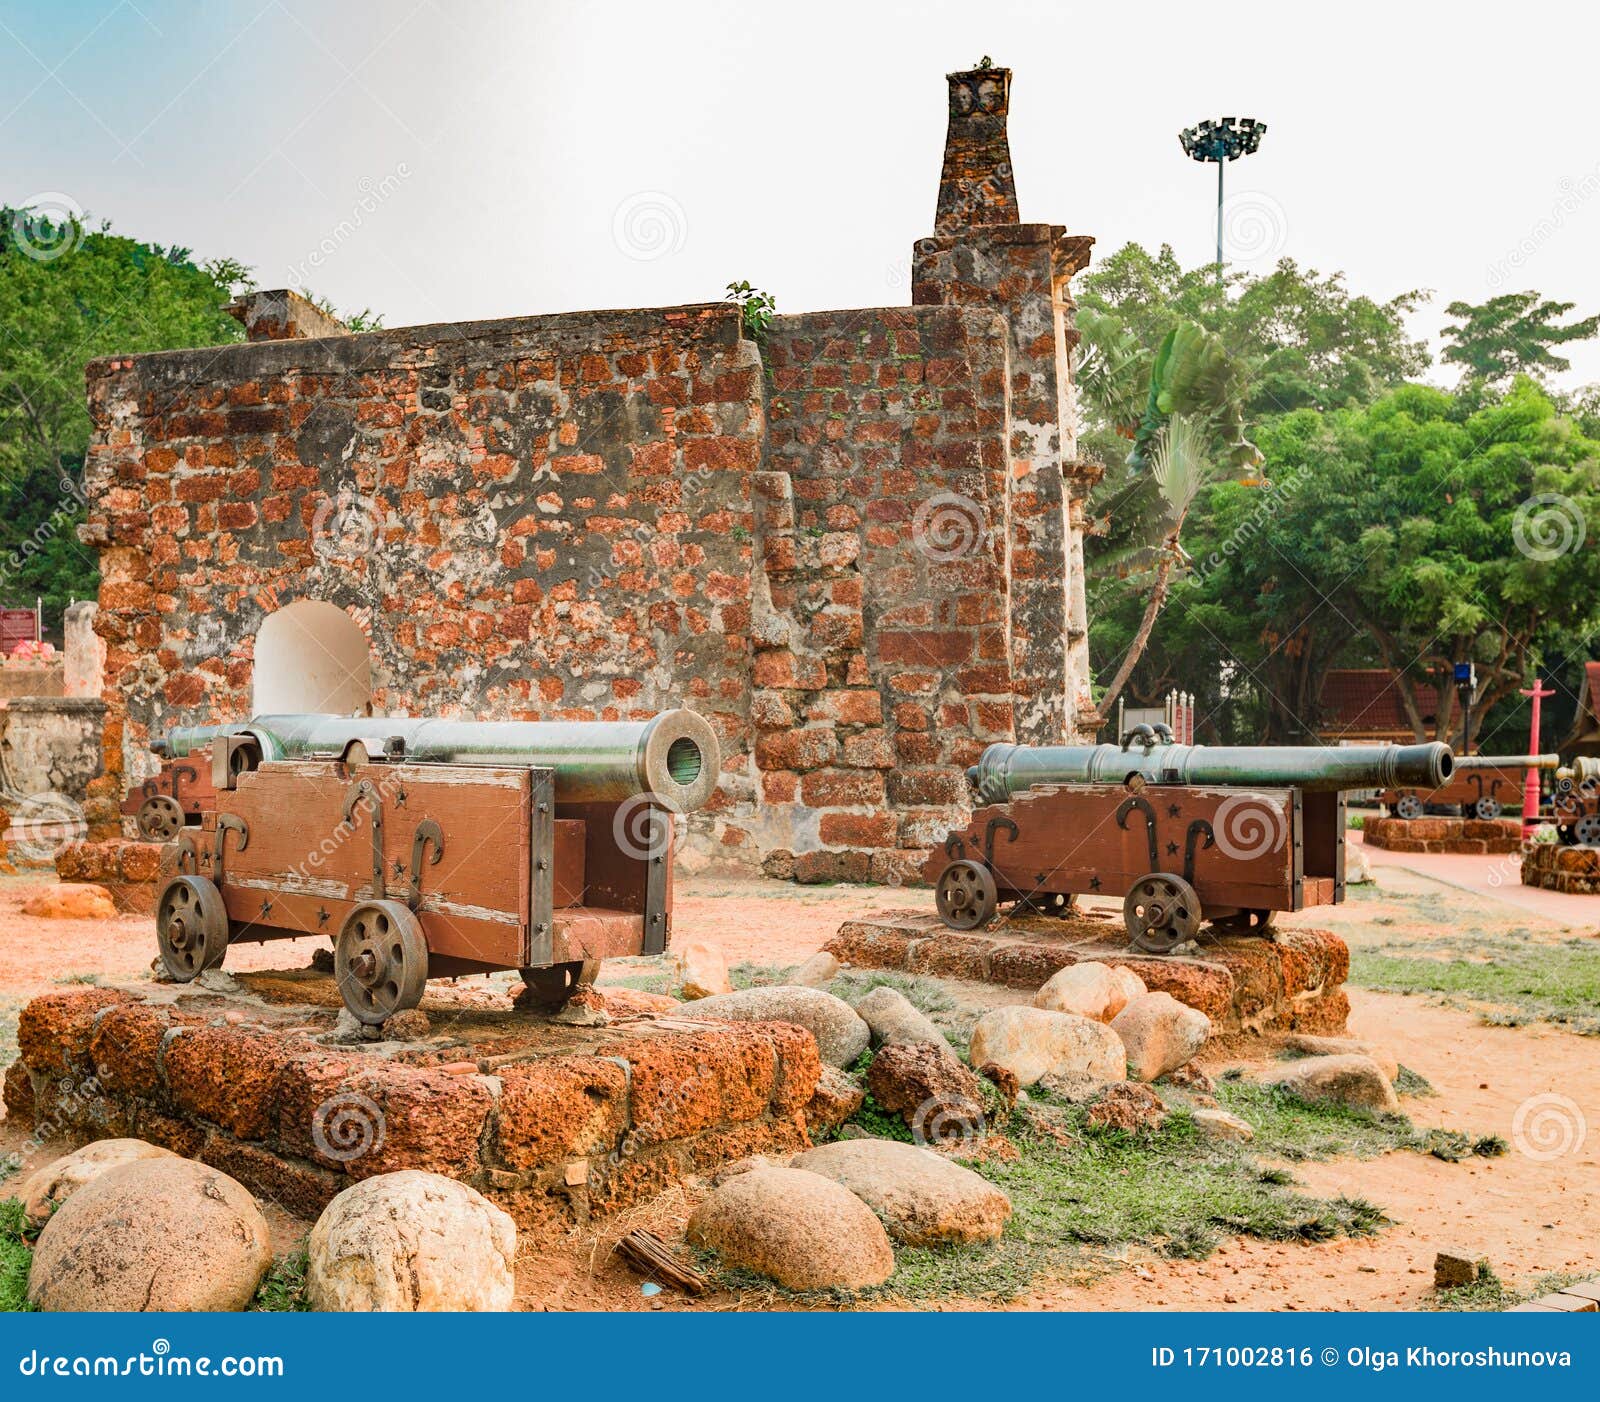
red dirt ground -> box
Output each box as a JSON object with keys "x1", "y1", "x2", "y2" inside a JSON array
[{"x1": 1, "y1": 846, "x2": 1595, "y2": 1312}]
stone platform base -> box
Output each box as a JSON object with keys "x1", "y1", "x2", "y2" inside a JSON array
[
  {"x1": 1364, "y1": 816, "x2": 1521, "y2": 854},
  {"x1": 2, "y1": 974, "x2": 820, "y2": 1239},
  {"x1": 1520, "y1": 841, "x2": 1600, "y2": 894},
  {"x1": 54, "y1": 838, "x2": 166, "y2": 913},
  {"x1": 827, "y1": 911, "x2": 1349, "y2": 1037}
]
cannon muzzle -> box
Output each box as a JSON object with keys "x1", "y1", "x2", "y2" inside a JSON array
[
  {"x1": 158, "y1": 709, "x2": 721, "y2": 811},
  {"x1": 968, "y1": 738, "x2": 1454, "y2": 806}
]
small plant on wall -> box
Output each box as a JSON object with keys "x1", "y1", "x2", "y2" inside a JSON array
[{"x1": 725, "y1": 281, "x2": 776, "y2": 340}]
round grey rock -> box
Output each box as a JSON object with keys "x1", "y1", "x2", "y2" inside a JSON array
[
  {"x1": 687, "y1": 985, "x2": 870, "y2": 1067},
  {"x1": 1257, "y1": 1053, "x2": 1399, "y2": 1111},
  {"x1": 791, "y1": 1139, "x2": 1010, "y2": 1245},
  {"x1": 854, "y1": 985, "x2": 953, "y2": 1053},
  {"x1": 29, "y1": 1157, "x2": 271, "y2": 1312},
  {"x1": 18, "y1": 1138, "x2": 179, "y2": 1229},
  {"x1": 687, "y1": 1165, "x2": 894, "y2": 1289}
]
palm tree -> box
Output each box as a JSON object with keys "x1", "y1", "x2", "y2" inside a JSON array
[{"x1": 1077, "y1": 319, "x2": 1258, "y2": 721}]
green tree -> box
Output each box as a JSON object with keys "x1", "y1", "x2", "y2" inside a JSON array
[
  {"x1": 1079, "y1": 243, "x2": 1429, "y2": 418},
  {"x1": 1442, "y1": 292, "x2": 1599, "y2": 388},
  {"x1": 1076, "y1": 244, "x2": 1428, "y2": 725},
  {"x1": 1176, "y1": 380, "x2": 1600, "y2": 743},
  {"x1": 0, "y1": 208, "x2": 249, "y2": 632}
]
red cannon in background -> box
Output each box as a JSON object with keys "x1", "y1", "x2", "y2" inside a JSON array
[
  {"x1": 148, "y1": 710, "x2": 720, "y2": 1023},
  {"x1": 1551, "y1": 756, "x2": 1600, "y2": 845},
  {"x1": 1379, "y1": 753, "x2": 1562, "y2": 822},
  {"x1": 120, "y1": 748, "x2": 220, "y2": 841},
  {"x1": 929, "y1": 729, "x2": 1453, "y2": 954}
]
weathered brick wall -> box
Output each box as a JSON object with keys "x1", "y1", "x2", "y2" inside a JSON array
[
  {"x1": 78, "y1": 64, "x2": 1096, "y2": 882},
  {"x1": 80, "y1": 301, "x2": 1039, "y2": 876},
  {"x1": 83, "y1": 305, "x2": 764, "y2": 849},
  {"x1": 749, "y1": 306, "x2": 1015, "y2": 883}
]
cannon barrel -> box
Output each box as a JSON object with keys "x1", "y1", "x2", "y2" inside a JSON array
[
  {"x1": 155, "y1": 710, "x2": 721, "y2": 811},
  {"x1": 967, "y1": 739, "x2": 1453, "y2": 806},
  {"x1": 1453, "y1": 753, "x2": 1562, "y2": 772},
  {"x1": 1568, "y1": 756, "x2": 1600, "y2": 787}
]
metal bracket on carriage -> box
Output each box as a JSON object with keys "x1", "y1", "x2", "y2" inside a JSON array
[
  {"x1": 1183, "y1": 818, "x2": 1215, "y2": 884},
  {"x1": 1115, "y1": 793, "x2": 1160, "y2": 871},
  {"x1": 407, "y1": 818, "x2": 444, "y2": 910},
  {"x1": 341, "y1": 778, "x2": 386, "y2": 899},
  {"x1": 983, "y1": 814, "x2": 1018, "y2": 864},
  {"x1": 213, "y1": 814, "x2": 248, "y2": 886}
]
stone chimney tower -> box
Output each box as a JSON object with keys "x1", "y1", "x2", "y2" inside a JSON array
[
  {"x1": 935, "y1": 66, "x2": 1019, "y2": 231},
  {"x1": 914, "y1": 65, "x2": 1099, "y2": 744}
]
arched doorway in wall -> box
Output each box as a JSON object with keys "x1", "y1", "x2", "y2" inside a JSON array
[{"x1": 252, "y1": 600, "x2": 373, "y2": 715}]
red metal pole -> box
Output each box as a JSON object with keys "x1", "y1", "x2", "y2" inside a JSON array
[{"x1": 1520, "y1": 677, "x2": 1555, "y2": 832}]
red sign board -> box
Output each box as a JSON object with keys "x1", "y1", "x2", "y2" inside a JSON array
[{"x1": 0, "y1": 608, "x2": 39, "y2": 654}]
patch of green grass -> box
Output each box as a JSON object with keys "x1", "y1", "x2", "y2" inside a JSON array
[
  {"x1": 250, "y1": 1250, "x2": 310, "y2": 1311},
  {"x1": 598, "y1": 971, "x2": 671, "y2": 995},
  {"x1": 823, "y1": 970, "x2": 970, "y2": 1054},
  {"x1": 0, "y1": 1199, "x2": 36, "y2": 1313},
  {"x1": 703, "y1": 1084, "x2": 1449, "y2": 1305},
  {"x1": 1350, "y1": 936, "x2": 1600, "y2": 1035},
  {"x1": 1214, "y1": 1082, "x2": 1504, "y2": 1164},
  {"x1": 1394, "y1": 1065, "x2": 1436, "y2": 1098},
  {"x1": 1426, "y1": 1265, "x2": 1587, "y2": 1313},
  {"x1": 0, "y1": 996, "x2": 22, "y2": 1068},
  {"x1": 53, "y1": 973, "x2": 99, "y2": 986}
]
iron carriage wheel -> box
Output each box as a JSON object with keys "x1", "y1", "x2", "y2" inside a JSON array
[
  {"x1": 1013, "y1": 890, "x2": 1075, "y2": 918},
  {"x1": 1473, "y1": 795, "x2": 1502, "y2": 821},
  {"x1": 518, "y1": 959, "x2": 600, "y2": 1010},
  {"x1": 1394, "y1": 793, "x2": 1424, "y2": 821},
  {"x1": 335, "y1": 899, "x2": 429, "y2": 1026},
  {"x1": 1576, "y1": 813, "x2": 1600, "y2": 847},
  {"x1": 1123, "y1": 871, "x2": 1203, "y2": 955},
  {"x1": 1207, "y1": 906, "x2": 1276, "y2": 938},
  {"x1": 934, "y1": 859, "x2": 999, "y2": 930},
  {"x1": 137, "y1": 793, "x2": 186, "y2": 842},
  {"x1": 155, "y1": 874, "x2": 230, "y2": 980}
]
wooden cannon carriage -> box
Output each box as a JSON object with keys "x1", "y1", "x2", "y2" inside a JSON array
[
  {"x1": 151, "y1": 710, "x2": 718, "y2": 1023},
  {"x1": 1379, "y1": 754, "x2": 1551, "y2": 822},
  {"x1": 930, "y1": 732, "x2": 1453, "y2": 953},
  {"x1": 121, "y1": 747, "x2": 219, "y2": 841}
]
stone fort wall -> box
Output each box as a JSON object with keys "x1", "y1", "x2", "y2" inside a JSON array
[{"x1": 78, "y1": 66, "x2": 1099, "y2": 881}]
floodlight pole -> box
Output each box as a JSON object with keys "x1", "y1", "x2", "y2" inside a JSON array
[
  {"x1": 1179, "y1": 117, "x2": 1267, "y2": 284},
  {"x1": 1215, "y1": 157, "x2": 1224, "y2": 274}
]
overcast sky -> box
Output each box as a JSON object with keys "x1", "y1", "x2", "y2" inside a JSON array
[{"x1": 7, "y1": 0, "x2": 1599, "y2": 387}]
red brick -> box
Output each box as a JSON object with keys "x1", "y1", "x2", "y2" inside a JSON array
[
  {"x1": 818, "y1": 812, "x2": 899, "y2": 847},
  {"x1": 800, "y1": 769, "x2": 885, "y2": 806}
]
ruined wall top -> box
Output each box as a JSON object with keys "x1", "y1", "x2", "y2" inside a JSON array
[{"x1": 935, "y1": 66, "x2": 1019, "y2": 233}]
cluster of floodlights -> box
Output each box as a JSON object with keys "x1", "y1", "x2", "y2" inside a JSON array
[
  {"x1": 1178, "y1": 116, "x2": 1268, "y2": 273},
  {"x1": 1179, "y1": 116, "x2": 1267, "y2": 165}
]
